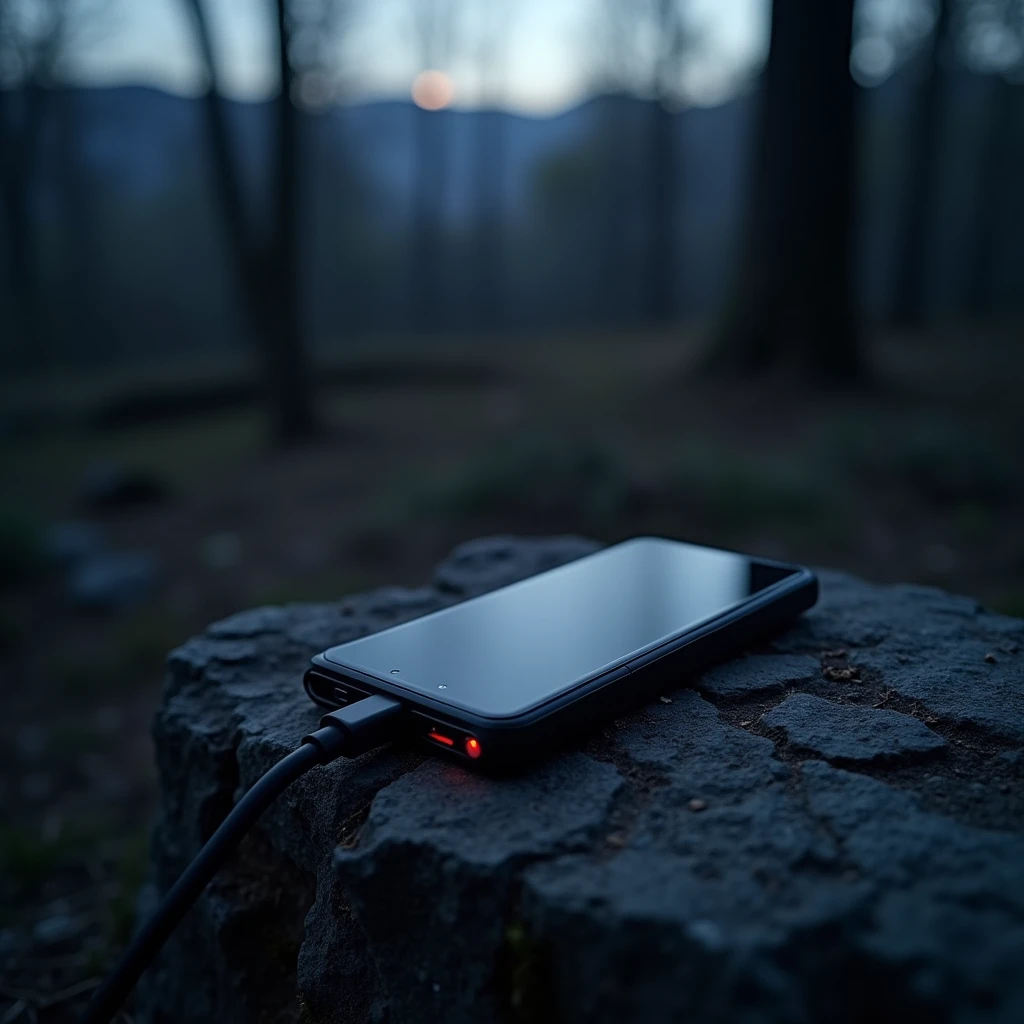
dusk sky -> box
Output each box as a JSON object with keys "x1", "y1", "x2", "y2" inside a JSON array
[
  {"x1": 63, "y1": 0, "x2": 768, "y2": 112},
  {"x1": 55, "y1": 0, "x2": 938, "y2": 113}
]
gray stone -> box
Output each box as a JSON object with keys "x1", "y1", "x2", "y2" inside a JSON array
[
  {"x1": 138, "y1": 540, "x2": 1024, "y2": 1024},
  {"x1": 335, "y1": 755, "x2": 622, "y2": 1022},
  {"x1": 762, "y1": 693, "x2": 948, "y2": 766},
  {"x1": 68, "y1": 550, "x2": 158, "y2": 610},
  {"x1": 433, "y1": 534, "x2": 601, "y2": 596},
  {"x1": 775, "y1": 571, "x2": 1024, "y2": 742},
  {"x1": 32, "y1": 912, "x2": 82, "y2": 945},
  {"x1": 696, "y1": 653, "x2": 820, "y2": 699},
  {"x1": 44, "y1": 520, "x2": 104, "y2": 567}
]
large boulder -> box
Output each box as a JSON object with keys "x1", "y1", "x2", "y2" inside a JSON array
[{"x1": 138, "y1": 538, "x2": 1024, "y2": 1024}]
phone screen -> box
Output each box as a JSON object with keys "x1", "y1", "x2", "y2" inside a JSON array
[{"x1": 323, "y1": 538, "x2": 796, "y2": 718}]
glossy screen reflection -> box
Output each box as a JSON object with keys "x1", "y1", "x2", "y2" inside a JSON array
[{"x1": 324, "y1": 538, "x2": 796, "y2": 718}]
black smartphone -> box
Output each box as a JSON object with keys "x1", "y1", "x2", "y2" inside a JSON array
[{"x1": 305, "y1": 537, "x2": 817, "y2": 770}]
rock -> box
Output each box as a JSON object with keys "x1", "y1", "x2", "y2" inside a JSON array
[
  {"x1": 138, "y1": 542, "x2": 1024, "y2": 1024},
  {"x1": 696, "y1": 653, "x2": 820, "y2": 699},
  {"x1": 68, "y1": 550, "x2": 158, "y2": 610},
  {"x1": 433, "y1": 535, "x2": 601, "y2": 597},
  {"x1": 762, "y1": 693, "x2": 948, "y2": 766},
  {"x1": 44, "y1": 520, "x2": 104, "y2": 567},
  {"x1": 774, "y1": 571, "x2": 1024, "y2": 742},
  {"x1": 33, "y1": 912, "x2": 82, "y2": 945}
]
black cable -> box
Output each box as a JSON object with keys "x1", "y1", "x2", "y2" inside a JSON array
[{"x1": 81, "y1": 694, "x2": 402, "y2": 1024}]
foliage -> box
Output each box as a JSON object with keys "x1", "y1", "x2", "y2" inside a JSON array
[
  {"x1": 0, "y1": 503, "x2": 45, "y2": 587},
  {"x1": 821, "y1": 416, "x2": 1017, "y2": 508},
  {"x1": 48, "y1": 610, "x2": 183, "y2": 701},
  {"x1": 671, "y1": 445, "x2": 828, "y2": 528},
  {"x1": 405, "y1": 434, "x2": 635, "y2": 534}
]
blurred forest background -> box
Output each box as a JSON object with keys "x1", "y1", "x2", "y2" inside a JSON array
[{"x1": 1, "y1": 0, "x2": 1023, "y2": 1018}]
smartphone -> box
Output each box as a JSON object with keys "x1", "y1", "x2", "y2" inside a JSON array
[{"x1": 304, "y1": 537, "x2": 817, "y2": 770}]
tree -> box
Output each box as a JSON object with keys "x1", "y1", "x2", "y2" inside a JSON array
[
  {"x1": 590, "y1": 0, "x2": 694, "y2": 325},
  {"x1": 408, "y1": 0, "x2": 457, "y2": 335},
  {"x1": 646, "y1": 0, "x2": 688, "y2": 324},
  {"x1": 890, "y1": 0, "x2": 953, "y2": 326},
  {"x1": 0, "y1": 0, "x2": 66, "y2": 369},
  {"x1": 707, "y1": 0, "x2": 864, "y2": 381},
  {"x1": 182, "y1": 0, "x2": 328, "y2": 442},
  {"x1": 963, "y1": 0, "x2": 1024, "y2": 316},
  {"x1": 468, "y1": 0, "x2": 511, "y2": 332}
]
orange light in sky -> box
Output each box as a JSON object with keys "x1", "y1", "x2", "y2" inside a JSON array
[{"x1": 412, "y1": 69, "x2": 454, "y2": 111}]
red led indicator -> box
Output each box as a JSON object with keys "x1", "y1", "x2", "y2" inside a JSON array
[
  {"x1": 428, "y1": 730, "x2": 454, "y2": 747},
  {"x1": 465, "y1": 737, "x2": 482, "y2": 759}
]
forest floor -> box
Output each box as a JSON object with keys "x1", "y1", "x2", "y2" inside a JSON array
[{"x1": 2, "y1": 323, "x2": 1023, "y2": 1021}]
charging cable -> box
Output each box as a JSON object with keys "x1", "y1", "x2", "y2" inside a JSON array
[{"x1": 80, "y1": 693, "x2": 403, "y2": 1024}]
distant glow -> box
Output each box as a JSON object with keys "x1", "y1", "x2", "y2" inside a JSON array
[
  {"x1": 964, "y1": 22, "x2": 1023, "y2": 73},
  {"x1": 851, "y1": 37, "x2": 896, "y2": 86},
  {"x1": 296, "y1": 71, "x2": 335, "y2": 110},
  {"x1": 56, "y1": 0, "x2": 777, "y2": 114},
  {"x1": 412, "y1": 70, "x2": 454, "y2": 111}
]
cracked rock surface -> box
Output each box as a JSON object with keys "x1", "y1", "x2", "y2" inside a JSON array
[
  {"x1": 137, "y1": 544, "x2": 1024, "y2": 1024},
  {"x1": 762, "y1": 692, "x2": 948, "y2": 765}
]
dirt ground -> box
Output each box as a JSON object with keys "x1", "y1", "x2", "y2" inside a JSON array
[{"x1": 2, "y1": 325, "x2": 1023, "y2": 1020}]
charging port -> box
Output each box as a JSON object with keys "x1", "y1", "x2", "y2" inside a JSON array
[
  {"x1": 415, "y1": 713, "x2": 482, "y2": 760},
  {"x1": 424, "y1": 726, "x2": 482, "y2": 760}
]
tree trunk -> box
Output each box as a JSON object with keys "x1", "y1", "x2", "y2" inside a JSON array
[
  {"x1": 185, "y1": 0, "x2": 317, "y2": 443},
  {"x1": 0, "y1": 84, "x2": 48, "y2": 371},
  {"x1": 473, "y1": 106, "x2": 503, "y2": 332},
  {"x1": 412, "y1": 104, "x2": 445, "y2": 334},
  {"x1": 600, "y1": 97, "x2": 630, "y2": 327},
  {"x1": 647, "y1": 100, "x2": 675, "y2": 324},
  {"x1": 266, "y1": 0, "x2": 316, "y2": 443},
  {"x1": 0, "y1": 170, "x2": 43, "y2": 369},
  {"x1": 708, "y1": 0, "x2": 864, "y2": 382},
  {"x1": 56, "y1": 87, "x2": 103, "y2": 364},
  {"x1": 964, "y1": 76, "x2": 1019, "y2": 318},
  {"x1": 889, "y1": 0, "x2": 950, "y2": 326}
]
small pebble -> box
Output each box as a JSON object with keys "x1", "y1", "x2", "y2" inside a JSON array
[
  {"x1": 688, "y1": 798, "x2": 708, "y2": 812},
  {"x1": 688, "y1": 919, "x2": 725, "y2": 950},
  {"x1": 984, "y1": 653, "x2": 997, "y2": 664},
  {"x1": 823, "y1": 665, "x2": 860, "y2": 682},
  {"x1": 33, "y1": 913, "x2": 80, "y2": 944}
]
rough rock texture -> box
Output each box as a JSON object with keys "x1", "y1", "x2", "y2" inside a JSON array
[
  {"x1": 138, "y1": 547, "x2": 1024, "y2": 1024},
  {"x1": 696, "y1": 652, "x2": 820, "y2": 699},
  {"x1": 762, "y1": 692, "x2": 948, "y2": 766}
]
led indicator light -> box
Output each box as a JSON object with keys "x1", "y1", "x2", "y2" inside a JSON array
[
  {"x1": 465, "y1": 737, "x2": 482, "y2": 759},
  {"x1": 428, "y1": 730, "x2": 454, "y2": 747}
]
